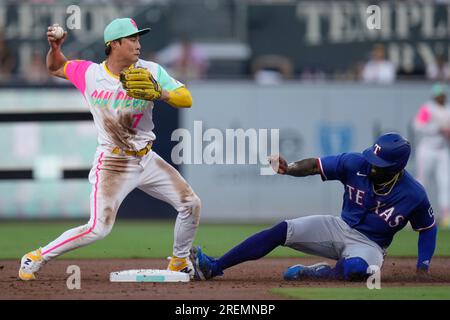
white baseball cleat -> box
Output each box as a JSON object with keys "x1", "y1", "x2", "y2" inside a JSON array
[{"x1": 18, "y1": 248, "x2": 45, "y2": 281}]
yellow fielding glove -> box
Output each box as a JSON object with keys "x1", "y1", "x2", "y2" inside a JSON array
[{"x1": 120, "y1": 67, "x2": 162, "y2": 101}]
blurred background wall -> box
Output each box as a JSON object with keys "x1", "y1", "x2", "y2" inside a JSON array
[{"x1": 1, "y1": 0, "x2": 449, "y2": 222}]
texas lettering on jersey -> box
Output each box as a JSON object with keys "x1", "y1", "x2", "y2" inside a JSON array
[
  {"x1": 373, "y1": 201, "x2": 405, "y2": 228},
  {"x1": 346, "y1": 185, "x2": 404, "y2": 228}
]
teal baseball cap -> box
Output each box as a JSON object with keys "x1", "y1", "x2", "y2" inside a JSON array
[
  {"x1": 432, "y1": 83, "x2": 447, "y2": 97},
  {"x1": 104, "y1": 18, "x2": 150, "y2": 44}
]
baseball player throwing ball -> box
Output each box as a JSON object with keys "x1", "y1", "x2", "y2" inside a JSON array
[
  {"x1": 190, "y1": 133, "x2": 437, "y2": 281},
  {"x1": 19, "y1": 18, "x2": 201, "y2": 280}
]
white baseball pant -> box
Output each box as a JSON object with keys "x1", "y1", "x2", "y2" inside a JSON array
[
  {"x1": 40, "y1": 147, "x2": 201, "y2": 261},
  {"x1": 284, "y1": 215, "x2": 385, "y2": 268},
  {"x1": 416, "y1": 144, "x2": 450, "y2": 215}
]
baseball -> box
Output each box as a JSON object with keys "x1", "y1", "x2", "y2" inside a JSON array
[{"x1": 51, "y1": 24, "x2": 64, "y2": 39}]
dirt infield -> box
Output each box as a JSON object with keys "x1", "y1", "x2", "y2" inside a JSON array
[{"x1": 1, "y1": 257, "x2": 450, "y2": 300}]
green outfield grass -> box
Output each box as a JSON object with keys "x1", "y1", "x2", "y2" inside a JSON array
[
  {"x1": 270, "y1": 287, "x2": 450, "y2": 300},
  {"x1": 0, "y1": 220, "x2": 449, "y2": 259}
]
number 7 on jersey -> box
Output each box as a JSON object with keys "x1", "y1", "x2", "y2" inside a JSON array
[{"x1": 131, "y1": 113, "x2": 143, "y2": 128}]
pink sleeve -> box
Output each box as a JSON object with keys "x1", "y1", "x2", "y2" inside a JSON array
[
  {"x1": 416, "y1": 105, "x2": 431, "y2": 124},
  {"x1": 64, "y1": 60, "x2": 93, "y2": 93}
]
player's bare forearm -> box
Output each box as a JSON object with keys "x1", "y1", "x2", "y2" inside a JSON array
[
  {"x1": 286, "y1": 158, "x2": 320, "y2": 177},
  {"x1": 161, "y1": 87, "x2": 193, "y2": 108},
  {"x1": 46, "y1": 25, "x2": 68, "y2": 79},
  {"x1": 46, "y1": 48, "x2": 67, "y2": 75}
]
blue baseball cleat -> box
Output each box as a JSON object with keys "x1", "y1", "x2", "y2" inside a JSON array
[
  {"x1": 283, "y1": 262, "x2": 332, "y2": 281},
  {"x1": 189, "y1": 246, "x2": 217, "y2": 280}
]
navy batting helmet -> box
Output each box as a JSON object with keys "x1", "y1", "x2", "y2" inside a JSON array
[{"x1": 362, "y1": 133, "x2": 411, "y2": 172}]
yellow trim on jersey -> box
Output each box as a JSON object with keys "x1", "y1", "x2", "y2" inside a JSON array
[
  {"x1": 103, "y1": 61, "x2": 136, "y2": 80},
  {"x1": 103, "y1": 61, "x2": 120, "y2": 79},
  {"x1": 63, "y1": 60, "x2": 70, "y2": 79},
  {"x1": 166, "y1": 86, "x2": 192, "y2": 108}
]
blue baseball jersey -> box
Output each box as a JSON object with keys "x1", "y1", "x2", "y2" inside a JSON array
[{"x1": 318, "y1": 152, "x2": 436, "y2": 248}]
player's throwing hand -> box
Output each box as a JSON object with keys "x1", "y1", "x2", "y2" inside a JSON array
[
  {"x1": 46, "y1": 24, "x2": 67, "y2": 49},
  {"x1": 268, "y1": 154, "x2": 288, "y2": 174}
]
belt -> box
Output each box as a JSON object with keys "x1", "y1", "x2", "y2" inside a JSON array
[{"x1": 111, "y1": 142, "x2": 152, "y2": 157}]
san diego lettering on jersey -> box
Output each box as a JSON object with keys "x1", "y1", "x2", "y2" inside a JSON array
[{"x1": 89, "y1": 89, "x2": 148, "y2": 112}]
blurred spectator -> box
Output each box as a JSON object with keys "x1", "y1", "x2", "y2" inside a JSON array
[
  {"x1": 156, "y1": 36, "x2": 209, "y2": 82},
  {"x1": 28, "y1": 0, "x2": 56, "y2": 3},
  {"x1": 251, "y1": 55, "x2": 293, "y2": 85},
  {"x1": 333, "y1": 61, "x2": 365, "y2": 81},
  {"x1": 0, "y1": 29, "x2": 17, "y2": 83},
  {"x1": 300, "y1": 66, "x2": 326, "y2": 82},
  {"x1": 22, "y1": 49, "x2": 50, "y2": 84},
  {"x1": 426, "y1": 55, "x2": 450, "y2": 82},
  {"x1": 413, "y1": 83, "x2": 450, "y2": 228},
  {"x1": 361, "y1": 44, "x2": 396, "y2": 84},
  {"x1": 145, "y1": 51, "x2": 157, "y2": 63}
]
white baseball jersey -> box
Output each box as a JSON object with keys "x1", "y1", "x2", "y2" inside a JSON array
[
  {"x1": 414, "y1": 100, "x2": 450, "y2": 215},
  {"x1": 64, "y1": 59, "x2": 183, "y2": 151},
  {"x1": 414, "y1": 100, "x2": 450, "y2": 149},
  {"x1": 39, "y1": 59, "x2": 200, "y2": 263}
]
